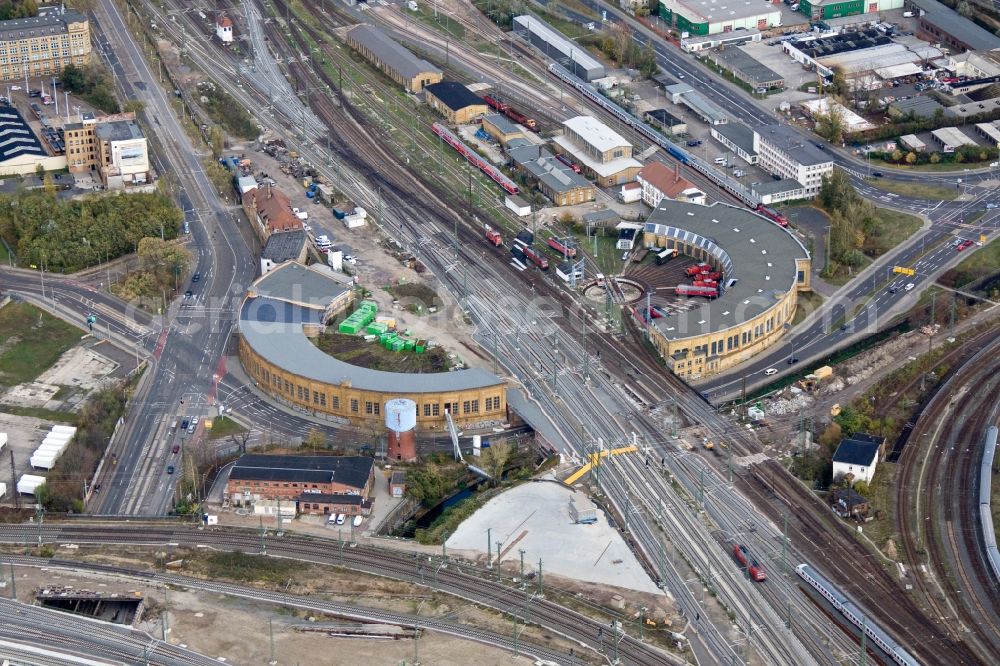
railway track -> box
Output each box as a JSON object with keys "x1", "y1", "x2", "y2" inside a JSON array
[
  {"x1": 895, "y1": 331, "x2": 1000, "y2": 662},
  {"x1": 0, "y1": 524, "x2": 682, "y2": 666}
]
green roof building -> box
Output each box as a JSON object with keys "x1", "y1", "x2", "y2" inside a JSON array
[{"x1": 797, "y1": 0, "x2": 904, "y2": 21}]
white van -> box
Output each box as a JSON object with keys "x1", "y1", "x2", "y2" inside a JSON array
[{"x1": 714, "y1": 157, "x2": 727, "y2": 165}]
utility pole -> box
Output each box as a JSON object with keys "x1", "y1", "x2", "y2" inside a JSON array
[
  {"x1": 9, "y1": 562, "x2": 15, "y2": 599},
  {"x1": 537, "y1": 558, "x2": 543, "y2": 595},
  {"x1": 782, "y1": 513, "x2": 789, "y2": 574},
  {"x1": 496, "y1": 541, "x2": 503, "y2": 581},
  {"x1": 486, "y1": 527, "x2": 492, "y2": 568},
  {"x1": 519, "y1": 549, "x2": 526, "y2": 585}
]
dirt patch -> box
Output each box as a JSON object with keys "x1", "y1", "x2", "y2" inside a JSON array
[
  {"x1": 385, "y1": 282, "x2": 441, "y2": 309},
  {"x1": 313, "y1": 331, "x2": 452, "y2": 372}
]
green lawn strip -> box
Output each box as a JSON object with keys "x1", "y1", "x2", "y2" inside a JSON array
[
  {"x1": 0, "y1": 405, "x2": 76, "y2": 422},
  {"x1": 207, "y1": 415, "x2": 250, "y2": 440},
  {"x1": 0, "y1": 302, "x2": 84, "y2": 387},
  {"x1": 864, "y1": 177, "x2": 959, "y2": 201},
  {"x1": 792, "y1": 291, "x2": 826, "y2": 326},
  {"x1": 867, "y1": 207, "x2": 923, "y2": 256}
]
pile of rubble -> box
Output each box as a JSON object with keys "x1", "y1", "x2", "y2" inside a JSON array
[
  {"x1": 838, "y1": 330, "x2": 925, "y2": 386},
  {"x1": 765, "y1": 387, "x2": 815, "y2": 416}
]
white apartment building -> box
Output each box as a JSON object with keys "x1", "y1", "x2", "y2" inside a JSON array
[{"x1": 752, "y1": 125, "x2": 833, "y2": 197}]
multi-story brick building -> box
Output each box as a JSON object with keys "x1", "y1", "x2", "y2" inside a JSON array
[
  {"x1": 225, "y1": 455, "x2": 376, "y2": 509},
  {"x1": 0, "y1": 8, "x2": 91, "y2": 81}
]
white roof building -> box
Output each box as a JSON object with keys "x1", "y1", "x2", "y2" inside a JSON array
[{"x1": 561, "y1": 116, "x2": 631, "y2": 156}]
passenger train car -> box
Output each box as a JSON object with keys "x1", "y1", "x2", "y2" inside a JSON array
[{"x1": 795, "y1": 564, "x2": 920, "y2": 666}]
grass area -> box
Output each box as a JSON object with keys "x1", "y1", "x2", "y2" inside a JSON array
[
  {"x1": 0, "y1": 240, "x2": 10, "y2": 264},
  {"x1": 415, "y1": 7, "x2": 467, "y2": 40},
  {"x1": 571, "y1": 230, "x2": 622, "y2": 276},
  {"x1": 867, "y1": 158, "x2": 996, "y2": 173},
  {"x1": 385, "y1": 282, "x2": 440, "y2": 310},
  {"x1": 204, "y1": 551, "x2": 298, "y2": 584},
  {"x1": 207, "y1": 415, "x2": 249, "y2": 440},
  {"x1": 314, "y1": 332, "x2": 452, "y2": 373},
  {"x1": 856, "y1": 464, "x2": 899, "y2": 554},
  {"x1": 866, "y1": 207, "x2": 923, "y2": 256},
  {"x1": 821, "y1": 257, "x2": 871, "y2": 286},
  {"x1": 792, "y1": 290, "x2": 826, "y2": 326},
  {"x1": 0, "y1": 302, "x2": 83, "y2": 387},
  {"x1": 0, "y1": 405, "x2": 76, "y2": 422},
  {"x1": 864, "y1": 177, "x2": 960, "y2": 201},
  {"x1": 415, "y1": 487, "x2": 496, "y2": 545},
  {"x1": 940, "y1": 238, "x2": 1000, "y2": 290}
]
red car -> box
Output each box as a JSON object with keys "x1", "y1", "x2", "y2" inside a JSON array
[
  {"x1": 957, "y1": 240, "x2": 974, "y2": 251},
  {"x1": 172, "y1": 444, "x2": 180, "y2": 454}
]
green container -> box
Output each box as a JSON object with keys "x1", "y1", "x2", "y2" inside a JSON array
[
  {"x1": 404, "y1": 339, "x2": 415, "y2": 351},
  {"x1": 392, "y1": 340, "x2": 405, "y2": 352},
  {"x1": 415, "y1": 345, "x2": 426, "y2": 353},
  {"x1": 339, "y1": 321, "x2": 361, "y2": 335},
  {"x1": 367, "y1": 322, "x2": 388, "y2": 335}
]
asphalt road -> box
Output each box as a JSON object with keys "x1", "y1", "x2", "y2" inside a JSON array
[{"x1": 83, "y1": 0, "x2": 257, "y2": 516}]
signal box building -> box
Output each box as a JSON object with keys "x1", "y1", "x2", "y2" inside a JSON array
[
  {"x1": 424, "y1": 81, "x2": 488, "y2": 124},
  {"x1": 345, "y1": 24, "x2": 443, "y2": 93}
]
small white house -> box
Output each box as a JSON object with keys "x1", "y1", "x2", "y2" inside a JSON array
[
  {"x1": 832, "y1": 438, "x2": 880, "y2": 484},
  {"x1": 216, "y1": 15, "x2": 234, "y2": 44},
  {"x1": 556, "y1": 262, "x2": 583, "y2": 284},
  {"x1": 616, "y1": 222, "x2": 642, "y2": 250},
  {"x1": 618, "y1": 181, "x2": 641, "y2": 203}
]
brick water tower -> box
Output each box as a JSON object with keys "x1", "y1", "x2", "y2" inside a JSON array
[{"x1": 385, "y1": 398, "x2": 417, "y2": 461}]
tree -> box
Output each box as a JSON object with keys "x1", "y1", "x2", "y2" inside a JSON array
[
  {"x1": 138, "y1": 237, "x2": 192, "y2": 291},
  {"x1": 814, "y1": 106, "x2": 845, "y2": 144},
  {"x1": 956, "y1": 0, "x2": 972, "y2": 16},
  {"x1": 905, "y1": 151, "x2": 917, "y2": 164},
  {"x1": 304, "y1": 427, "x2": 325, "y2": 452},
  {"x1": 230, "y1": 429, "x2": 251, "y2": 455},
  {"x1": 210, "y1": 126, "x2": 225, "y2": 157},
  {"x1": 123, "y1": 100, "x2": 146, "y2": 114},
  {"x1": 852, "y1": 480, "x2": 870, "y2": 496},
  {"x1": 818, "y1": 422, "x2": 843, "y2": 448},
  {"x1": 480, "y1": 441, "x2": 514, "y2": 486},
  {"x1": 890, "y1": 150, "x2": 903, "y2": 163},
  {"x1": 834, "y1": 405, "x2": 868, "y2": 437},
  {"x1": 406, "y1": 465, "x2": 450, "y2": 505},
  {"x1": 929, "y1": 152, "x2": 942, "y2": 164},
  {"x1": 830, "y1": 66, "x2": 848, "y2": 97}
]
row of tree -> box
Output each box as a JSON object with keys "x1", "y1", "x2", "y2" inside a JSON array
[
  {"x1": 0, "y1": 190, "x2": 183, "y2": 272},
  {"x1": 817, "y1": 168, "x2": 885, "y2": 272}
]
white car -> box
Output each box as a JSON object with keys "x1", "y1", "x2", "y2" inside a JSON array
[
  {"x1": 10, "y1": 85, "x2": 21, "y2": 90},
  {"x1": 352, "y1": 515, "x2": 363, "y2": 527},
  {"x1": 302, "y1": 223, "x2": 312, "y2": 232},
  {"x1": 764, "y1": 368, "x2": 778, "y2": 376},
  {"x1": 344, "y1": 254, "x2": 357, "y2": 264},
  {"x1": 335, "y1": 514, "x2": 346, "y2": 525},
  {"x1": 905, "y1": 282, "x2": 915, "y2": 291}
]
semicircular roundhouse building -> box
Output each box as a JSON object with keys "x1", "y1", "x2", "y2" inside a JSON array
[
  {"x1": 643, "y1": 200, "x2": 811, "y2": 379},
  {"x1": 238, "y1": 263, "x2": 507, "y2": 431}
]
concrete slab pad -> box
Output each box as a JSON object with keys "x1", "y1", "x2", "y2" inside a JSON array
[{"x1": 446, "y1": 481, "x2": 663, "y2": 594}]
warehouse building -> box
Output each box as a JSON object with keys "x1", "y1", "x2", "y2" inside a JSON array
[
  {"x1": 0, "y1": 106, "x2": 65, "y2": 176},
  {"x1": 643, "y1": 200, "x2": 811, "y2": 380},
  {"x1": 796, "y1": 0, "x2": 903, "y2": 22},
  {"x1": 680, "y1": 27, "x2": 762, "y2": 54},
  {"x1": 888, "y1": 95, "x2": 946, "y2": 120},
  {"x1": 225, "y1": 454, "x2": 375, "y2": 510},
  {"x1": 482, "y1": 114, "x2": 526, "y2": 145},
  {"x1": 238, "y1": 264, "x2": 507, "y2": 431},
  {"x1": 643, "y1": 109, "x2": 688, "y2": 135},
  {"x1": 899, "y1": 134, "x2": 927, "y2": 152},
  {"x1": 513, "y1": 15, "x2": 605, "y2": 81},
  {"x1": 704, "y1": 47, "x2": 784, "y2": 91},
  {"x1": 910, "y1": 0, "x2": 1000, "y2": 53},
  {"x1": 636, "y1": 161, "x2": 706, "y2": 207},
  {"x1": 930, "y1": 127, "x2": 977, "y2": 152},
  {"x1": 752, "y1": 125, "x2": 833, "y2": 197},
  {"x1": 424, "y1": 81, "x2": 488, "y2": 124},
  {"x1": 710, "y1": 123, "x2": 758, "y2": 164},
  {"x1": 507, "y1": 142, "x2": 596, "y2": 206},
  {"x1": 552, "y1": 116, "x2": 642, "y2": 187},
  {"x1": 656, "y1": 0, "x2": 781, "y2": 37},
  {"x1": 975, "y1": 121, "x2": 1000, "y2": 148},
  {"x1": 0, "y1": 8, "x2": 91, "y2": 81},
  {"x1": 345, "y1": 24, "x2": 443, "y2": 93}
]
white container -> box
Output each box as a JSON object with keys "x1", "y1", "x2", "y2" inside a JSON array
[
  {"x1": 50, "y1": 426, "x2": 77, "y2": 436},
  {"x1": 384, "y1": 398, "x2": 417, "y2": 433},
  {"x1": 17, "y1": 474, "x2": 46, "y2": 495},
  {"x1": 0, "y1": 481, "x2": 6, "y2": 498},
  {"x1": 30, "y1": 455, "x2": 58, "y2": 470}
]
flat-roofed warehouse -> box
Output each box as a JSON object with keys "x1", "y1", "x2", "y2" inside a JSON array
[
  {"x1": 423, "y1": 81, "x2": 489, "y2": 124},
  {"x1": 655, "y1": 0, "x2": 781, "y2": 37},
  {"x1": 704, "y1": 47, "x2": 784, "y2": 90},
  {"x1": 513, "y1": 15, "x2": 605, "y2": 81},
  {"x1": 643, "y1": 200, "x2": 811, "y2": 380},
  {"x1": 345, "y1": 24, "x2": 443, "y2": 93}
]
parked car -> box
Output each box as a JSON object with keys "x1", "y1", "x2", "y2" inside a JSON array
[
  {"x1": 352, "y1": 515, "x2": 363, "y2": 527},
  {"x1": 344, "y1": 254, "x2": 357, "y2": 264},
  {"x1": 181, "y1": 419, "x2": 189, "y2": 430},
  {"x1": 335, "y1": 514, "x2": 346, "y2": 525}
]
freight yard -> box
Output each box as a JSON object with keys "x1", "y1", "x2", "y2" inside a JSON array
[{"x1": 0, "y1": 0, "x2": 997, "y2": 664}]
